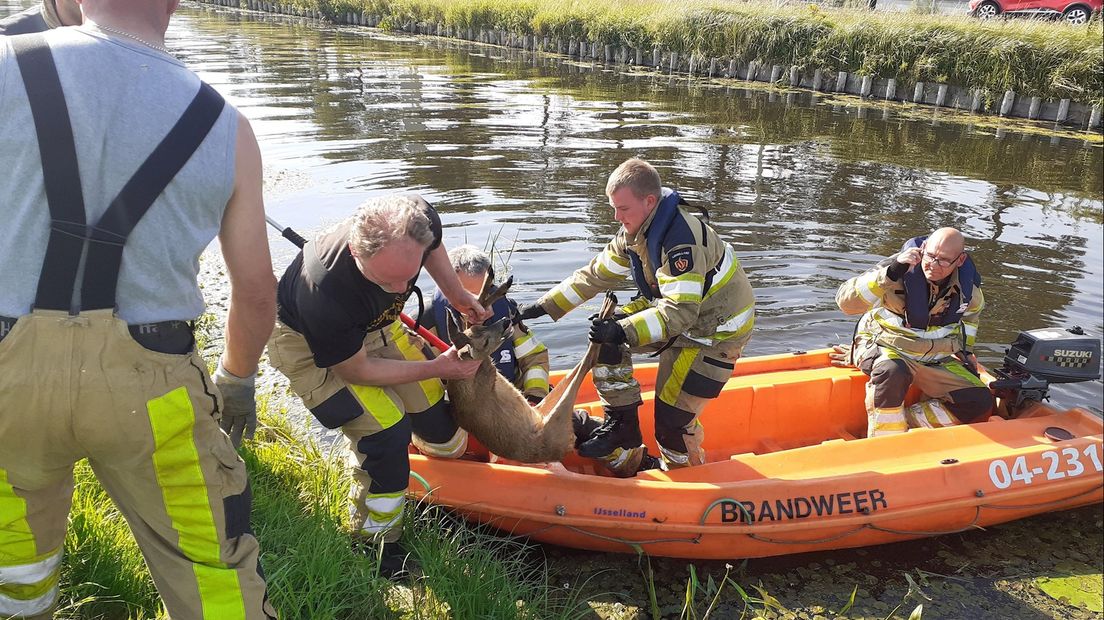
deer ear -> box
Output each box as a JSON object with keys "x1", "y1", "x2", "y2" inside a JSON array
[{"x1": 446, "y1": 309, "x2": 469, "y2": 348}]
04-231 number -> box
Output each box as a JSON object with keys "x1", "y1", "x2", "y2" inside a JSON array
[{"x1": 989, "y1": 444, "x2": 1103, "y2": 490}]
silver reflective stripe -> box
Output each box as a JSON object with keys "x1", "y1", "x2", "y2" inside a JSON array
[
  {"x1": 413, "y1": 427, "x2": 468, "y2": 458},
  {"x1": 855, "y1": 270, "x2": 882, "y2": 304},
  {"x1": 513, "y1": 333, "x2": 542, "y2": 358},
  {"x1": 704, "y1": 246, "x2": 737, "y2": 299},
  {"x1": 358, "y1": 494, "x2": 405, "y2": 533},
  {"x1": 658, "y1": 444, "x2": 689, "y2": 465},
  {"x1": 0, "y1": 549, "x2": 62, "y2": 585},
  {"x1": 0, "y1": 585, "x2": 58, "y2": 617},
  {"x1": 872, "y1": 307, "x2": 958, "y2": 339},
  {"x1": 716, "y1": 305, "x2": 754, "y2": 333}
]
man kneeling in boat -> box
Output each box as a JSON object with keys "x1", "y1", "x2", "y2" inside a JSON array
[
  {"x1": 835, "y1": 228, "x2": 994, "y2": 437},
  {"x1": 517, "y1": 158, "x2": 755, "y2": 476},
  {"x1": 423, "y1": 244, "x2": 552, "y2": 404},
  {"x1": 267, "y1": 195, "x2": 490, "y2": 578}
]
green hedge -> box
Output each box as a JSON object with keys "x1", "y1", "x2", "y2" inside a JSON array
[{"x1": 235, "y1": 0, "x2": 1103, "y2": 103}]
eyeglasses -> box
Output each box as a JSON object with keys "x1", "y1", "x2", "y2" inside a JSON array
[{"x1": 922, "y1": 251, "x2": 963, "y2": 268}]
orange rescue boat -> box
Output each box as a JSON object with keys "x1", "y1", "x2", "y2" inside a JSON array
[{"x1": 409, "y1": 344, "x2": 1103, "y2": 560}]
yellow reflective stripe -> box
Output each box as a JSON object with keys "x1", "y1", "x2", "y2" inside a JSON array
[
  {"x1": 963, "y1": 322, "x2": 979, "y2": 347},
  {"x1": 855, "y1": 270, "x2": 883, "y2": 304},
  {"x1": 658, "y1": 273, "x2": 703, "y2": 303},
  {"x1": 871, "y1": 406, "x2": 908, "y2": 433},
  {"x1": 349, "y1": 384, "x2": 404, "y2": 430},
  {"x1": 360, "y1": 492, "x2": 405, "y2": 532},
  {"x1": 714, "y1": 304, "x2": 755, "y2": 340},
  {"x1": 944, "y1": 359, "x2": 986, "y2": 387},
  {"x1": 513, "y1": 332, "x2": 545, "y2": 358},
  {"x1": 627, "y1": 309, "x2": 666, "y2": 345},
  {"x1": 704, "y1": 246, "x2": 738, "y2": 301},
  {"x1": 620, "y1": 296, "x2": 652, "y2": 315},
  {"x1": 414, "y1": 427, "x2": 468, "y2": 458},
  {"x1": 147, "y1": 387, "x2": 246, "y2": 620},
  {"x1": 549, "y1": 281, "x2": 585, "y2": 313},
  {"x1": 0, "y1": 571, "x2": 57, "y2": 602},
  {"x1": 659, "y1": 347, "x2": 699, "y2": 406},
  {"x1": 0, "y1": 469, "x2": 36, "y2": 562},
  {"x1": 522, "y1": 367, "x2": 549, "y2": 392},
  {"x1": 389, "y1": 321, "x2": 445, "y2": 404},
  {"x1": 871, "y1": 308, "x2": 959, "y2": 340},
  {"x1": 595, "y1": 250, "x2": 631, "y2": 279},
  {"x1": 0, "y1": 584, "x2": 56, "y2": 617}
]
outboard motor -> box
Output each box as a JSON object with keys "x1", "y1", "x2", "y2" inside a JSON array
[{"x1": 989, "y1": 327, "x2": 1101, "y2": 416}]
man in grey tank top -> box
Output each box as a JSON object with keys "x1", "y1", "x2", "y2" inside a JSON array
[{"x1": 0, "y1": 1, "x2": 277, "y2": 618}]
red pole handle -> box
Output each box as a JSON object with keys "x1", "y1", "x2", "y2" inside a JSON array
[{"x1": 401, "y1": 312, "x2": 449, "y2": 353}]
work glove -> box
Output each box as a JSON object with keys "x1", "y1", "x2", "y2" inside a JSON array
[
  {"x1": 588, "y1": 311, "x2": 629, "y2": 322},
  {"x1": 589, "y1": 318, "x2": 627, "y2": 345},
  {"x1": 516, "y1": 303, "x2": 547, "y2": 322},
  {"x1": 829, "y1": 344, "x2": 854, "y2": 368},
  {"x1": 214, "y1": 359, "x2": 257, "y2": 448}
]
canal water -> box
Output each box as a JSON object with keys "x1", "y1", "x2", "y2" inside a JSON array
[
  {"x1": 15, "y1": 0, "x2": 1097, "y2": 408},
  {"x1": 4, "y1": 2, "x2": 1102, "y2": 617}
]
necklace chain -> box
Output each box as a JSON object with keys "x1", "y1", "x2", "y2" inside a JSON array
[{"x1": 94, "y1": 23, "x2": 172, "y2": 55}]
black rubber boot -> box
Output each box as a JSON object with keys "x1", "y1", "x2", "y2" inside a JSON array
[
  {"x1": 637, "y1": 450, "x2": 665, "y2": 473},
  {"x1": 377, "y1": 540, "x2": 417, "y2": 581},
  {"x1": 577, "y1": 404, "x2": 642, "y2": 458},
  {"x1": 572, "y1": 409, "x2": 603, "y2": 448}
]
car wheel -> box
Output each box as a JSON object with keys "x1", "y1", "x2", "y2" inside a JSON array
[
  {"x1": 1062, "y1": 5, "x2": 1090, "y2": 23},
  {"x1": 975, "y1": 1, "x2": 1001, "y2": 17}
]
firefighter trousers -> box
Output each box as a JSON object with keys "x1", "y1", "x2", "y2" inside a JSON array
[
  {"x1": 0, "y1": 310, "x2": 273, "y2": 620},
  {"x1": 593, "y1": 334, "x2": 747, "y2": 468},
  {"x1": 267, "y1": 320, "x2": 466, "y2": 543},
  {"x1": 857, "y1": 342, "x2": 993, "y2": 437}
]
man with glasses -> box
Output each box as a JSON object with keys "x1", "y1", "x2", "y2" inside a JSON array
[{"x1": 834, "y1": 228, "x2": 993, "y2": 437}]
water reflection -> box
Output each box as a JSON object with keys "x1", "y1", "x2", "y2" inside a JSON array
[{"x1": 4, "y1": 1, "x2": 1100, "y2": 409}]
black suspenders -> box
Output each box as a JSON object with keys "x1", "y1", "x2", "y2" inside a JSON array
[{"x1": 10, "y1": 33, "x2": 226, "y2": 314}]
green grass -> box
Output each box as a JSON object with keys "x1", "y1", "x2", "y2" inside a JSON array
[
  {"x1": 51, "y1": 394, "x2": 589, "y2": 619},
  {"x1": 245, "y1": 0, "x2": 1103, "y2": 103}
]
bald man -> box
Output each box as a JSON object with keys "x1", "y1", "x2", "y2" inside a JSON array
[
  {"x1": 835, "y1": 228, "x2": 993, "y2": 437},
  {"x1": 0, "y1": 0, "x2": 82, "y2": 35}
]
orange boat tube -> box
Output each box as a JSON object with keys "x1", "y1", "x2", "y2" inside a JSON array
[{"x1": 408, "y1": 349, "x2": 1104, "y2": 559}]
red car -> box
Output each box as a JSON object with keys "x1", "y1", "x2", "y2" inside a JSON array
[{"x1": 970, "y1": 0, "x2": 1100, "y2": 22}]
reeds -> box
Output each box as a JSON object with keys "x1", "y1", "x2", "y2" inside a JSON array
[{"x1": 266, "y1": 0, "x2": 1102, "y2": 103}]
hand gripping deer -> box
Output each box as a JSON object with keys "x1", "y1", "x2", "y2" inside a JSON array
[{"x1": 443, "y1": 276, "x2": 615, "y2": 463}]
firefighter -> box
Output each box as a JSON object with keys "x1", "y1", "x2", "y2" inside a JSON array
[
  {"x1": 517, "y1": 158, "x2": 755, "y2": 476},
  {"x1": 0, "y1": 0, "x2": 81, "y2": 35},
  {"x1": 266, "y1": 195, "x2": 489, "y2": 579},
  {"x1": 834, "y1": 227, "x2": 994, "y2": 437},
  {"x1": 423, "y1": 244, "x2": 551, "y2": 404},
  {"x1": 0, "y1": 3, "x2": 276, "y2": 618}
]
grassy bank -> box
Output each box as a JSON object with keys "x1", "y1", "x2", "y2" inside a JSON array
[
  {"x1": 53, "y1": 398, "x2": 588, "y2": 619},
  {"x1": 254, "y1": 0, "x2": 1102, "y2": 104}
]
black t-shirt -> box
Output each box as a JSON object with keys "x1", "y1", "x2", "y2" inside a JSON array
[{"x1": 277, "y1": 202, "x2": 442, "y2": 368}]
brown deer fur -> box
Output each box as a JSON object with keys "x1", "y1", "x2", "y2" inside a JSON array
[{"x1": 443, "y1": 278, "x2": 576, "y2": 463}]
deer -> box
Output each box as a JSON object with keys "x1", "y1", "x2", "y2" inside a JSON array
[{"x1": 442, "y1": 276, "x2": 615, "y2": 463}]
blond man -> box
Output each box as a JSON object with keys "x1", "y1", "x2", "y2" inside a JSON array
[{"x1": 518, "y1": 159, "x2": 755, "y2": 476}]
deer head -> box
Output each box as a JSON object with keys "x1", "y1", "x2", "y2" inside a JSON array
[{"x1": 444, "y1": 275, "x2": 515, "y2": 361}]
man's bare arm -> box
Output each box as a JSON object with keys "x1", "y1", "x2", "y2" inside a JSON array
[{"x1": 219, "y1": 112, "x2": 277, "y2": 377}]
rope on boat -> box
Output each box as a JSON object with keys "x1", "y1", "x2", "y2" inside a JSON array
[
  {"x1": 503, "y1": 524, "x2": 703, "y2": 547},
  {"x1": 976, "y1": 483, "x2": 1103, "y2": 511}
]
